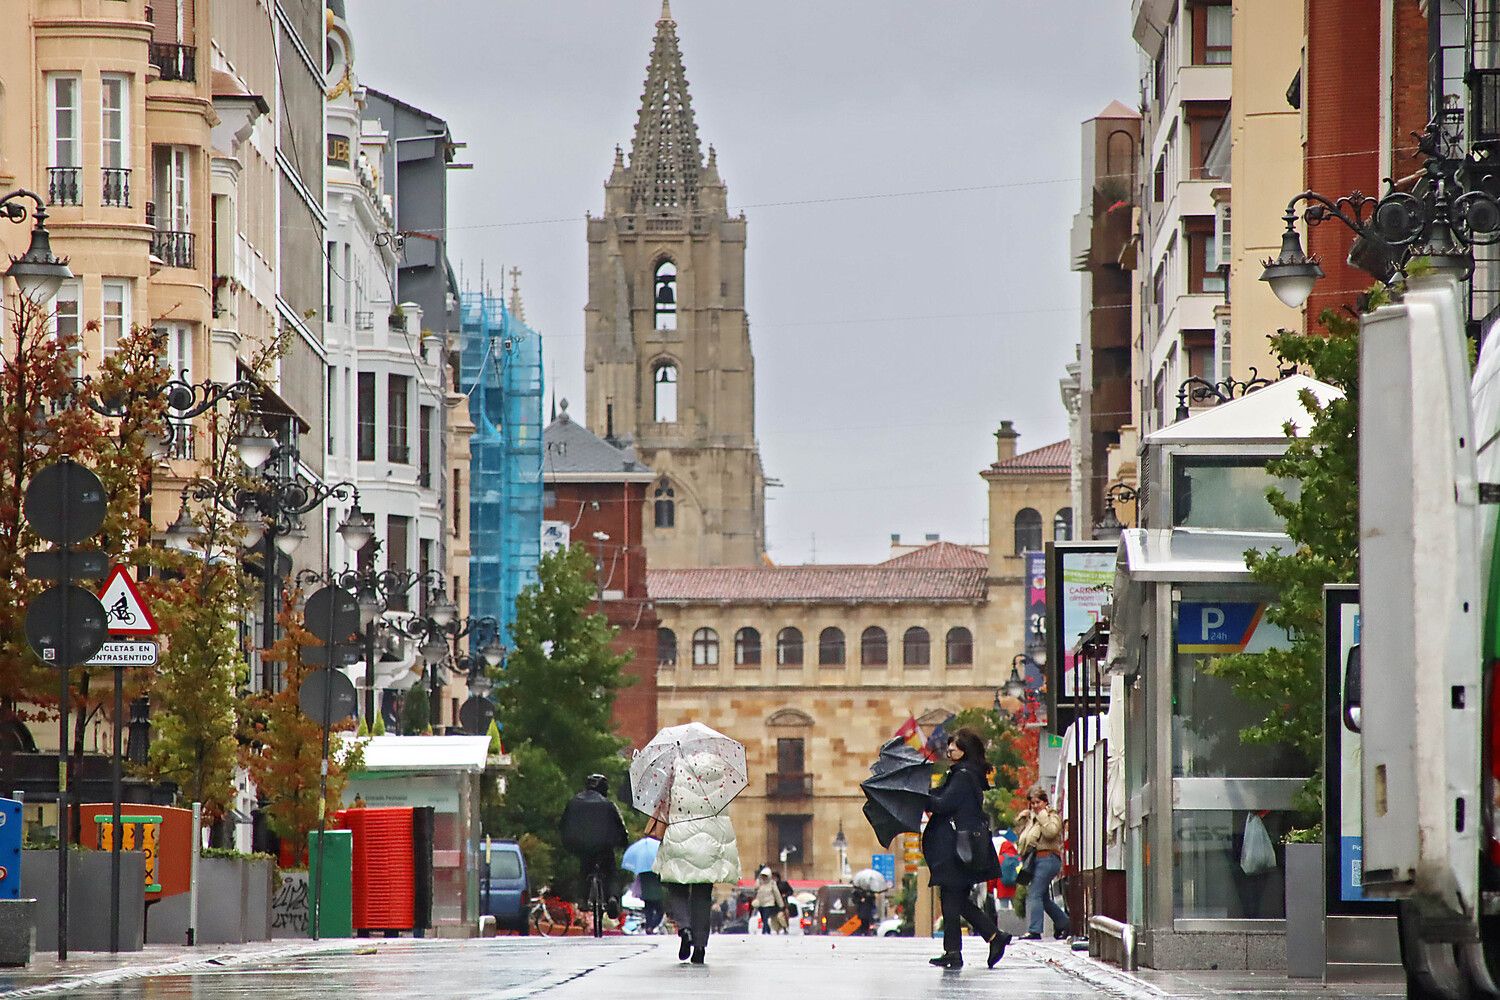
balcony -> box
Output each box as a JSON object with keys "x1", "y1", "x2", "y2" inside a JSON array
[
  {"x1": 48, "y1": 167, "x2": 81, "y2": 206},
  {"x1": 152, "y1": 229, "x2": 195, "y2": 269},
  {"x1": 765, "y1": 772, "x2": 813, "y2": 799},
  {"x1": 101, "y1": 167, "x2": 131, "y2": 208},
  {"x1": 150, "y1": 43, "x2": 197, "y2": 83},
  {"x1": 355, "y1": 311, "x2": 374, "y2": 331}
]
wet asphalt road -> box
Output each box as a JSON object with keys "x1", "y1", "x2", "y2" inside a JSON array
[{"x1": 4, "y1": 935, "x2": 1408, "y2": 999}]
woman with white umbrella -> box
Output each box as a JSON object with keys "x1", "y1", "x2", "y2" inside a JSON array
[{"x1": 652, "y1": 750, "x2": 741, "y2": 964}]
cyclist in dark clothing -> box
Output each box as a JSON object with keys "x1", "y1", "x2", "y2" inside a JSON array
[{"x1": 559, "y1": 774, "x2": 629, "y2": 936}]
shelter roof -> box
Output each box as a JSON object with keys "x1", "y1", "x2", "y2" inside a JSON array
[{"x1": 1146, "y1": 374, "x2": 1341, "y2": 445}]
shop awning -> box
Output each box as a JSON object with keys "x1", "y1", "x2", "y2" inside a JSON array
[{"x1": 344, "y1": 735, "x2": 490, "y2": 772}]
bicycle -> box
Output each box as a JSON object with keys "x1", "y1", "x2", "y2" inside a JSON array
[{"x1": 528, "y1": 887, "x2": 578, "y2": 937}]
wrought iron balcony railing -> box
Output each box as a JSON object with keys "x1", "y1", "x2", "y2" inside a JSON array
[
  {"x1": 48, "y1": 167, "x2": 81, "y2": 206},
  {"x1": 765, "y1": 772, "x2": 813, "y2": 799},
  {"x1": 149, "y1": 43, "x2": 197, "y2": 83},
  {"x1": 101, "y1": 167, "x2": 131, "y2": 207},
  {"x1": 152, "y1": 229, "x2": 195, "y2": 269}
]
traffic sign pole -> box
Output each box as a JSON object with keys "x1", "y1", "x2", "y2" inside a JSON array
[{"x1": 110, "y1": 662, "x2": 121, "y2": 953}]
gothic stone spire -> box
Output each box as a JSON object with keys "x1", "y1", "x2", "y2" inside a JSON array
[{"x1": 629, "y1": 3, "x2": 703, "y2": 211}]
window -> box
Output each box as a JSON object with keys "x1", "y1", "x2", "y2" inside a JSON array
[
  {"x1": 1053, "y1": 507, "x2": 1073, "y2": 541},
  {"x1": 357, "y1": 372, "x2": 376, "y2": 460},
  {"x1": 945, "y1": 627, "x2": 973, "y2": 666},
  {"x1": 1173, "y1": 456, "x2": 1297, "y2": 532},
  {"x1": 419, "y1": 405, "x2": 434, "y2": 486},
  {"x1": 48, "y1": 74, "x2": 79, "y2": 168},
  {"x1": 102, "y1": 280, "x2": 129, "y2": 360},
  {"x1": 770, "y1": 814, "x2": 808, "y2": 867},
  {"x1": 1189, "y1": 228, "x2": 1225, "y2": 295},
  {"x1": 776, "y1": 627, "x2": 803, "y2": 667},
  {"x1": 1014, "y1": 508, "x2": 1043, "y2": 554},
  {"x1": 152, "y1": 146, "x2": 191, "y2": 230},
  {"x1": 654, "y1": 481, "x2": 675, "y2": 528},
  {"x1": 326, "y1": 241, "x2": 336, "y2": 320},
  {"x1": 653, "y1": 363, "x2": 678, "y2": 422},
  {"x1": 770, "y1": 739, "x2": 808, "y2": 797},
  {"x1": 734, "y1": 627, "x2": 761, "y2": 666},
  {"x1": 657, "y1": 627, "x2": 678, "y2": 667},
  {"x1": 692, "y1": 627, "x2": 719, "y2": 667},
  {"x1": 1204, "y1": 5, "x2": 1231, "y2": 63},
  {"x1": 818, "y1": 627, "x2": 845, "y2": 666},
  {"x1": 654, "y1": 260, "x2": 677, "y2": 330},
  {"x1": 101, "y1": 75, "x2": 130, "y2": 207},
  {"x1": 388, "y1": 375, "x2": 410, "y2": 463},
  {"x1": 903, "y1": 626, "x2": 930, "y2": 666},
  {"x1": 452, "y1": 469, "x2": 462, "y2": 537},
  {"x1": 860, "y1": 626, "x2": 888, "y2": 666},
  {"x1": 158, "y1": 322, "x2": 192, "y2": 383},
  {"x1": 50, "y1": 280, "x2": 82, "y2": 367},
  {"x1": 387, "y1": 515, "x2": 411, "y2": 610}
]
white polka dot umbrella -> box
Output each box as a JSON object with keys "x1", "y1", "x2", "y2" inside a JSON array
[{"x1": 630, "y1": 722, "x2": 747, "y2": 818}]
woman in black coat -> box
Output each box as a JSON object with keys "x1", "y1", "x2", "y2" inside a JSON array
[{"x1": 922, "y1": 728, "x2": 1011, "y2": 969}]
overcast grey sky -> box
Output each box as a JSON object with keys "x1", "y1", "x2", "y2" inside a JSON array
[{"x1": 353, "y1": 1, "x2": 1138, "y2": 565}]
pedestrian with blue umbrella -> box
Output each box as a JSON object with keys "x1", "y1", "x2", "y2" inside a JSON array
[{"x1": 623, "y1": 837, "x2": 664, "y2": 932}]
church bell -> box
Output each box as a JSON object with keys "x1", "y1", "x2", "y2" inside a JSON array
[{"x1": 655, "y1": 281, "x2": 676, "y2": 306}]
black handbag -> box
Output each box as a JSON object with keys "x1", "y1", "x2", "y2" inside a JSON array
[{"x1": 1015, "y1": 847, "x2": 1038, "y2": 886}]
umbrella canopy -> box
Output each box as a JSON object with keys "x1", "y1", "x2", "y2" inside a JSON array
[
  {"x1": 851, "y1": 868, "x2": 891, "y2": 893},
  {"x1": 621, "y1": 836, "x2": 660, "y2": 874},
  {"x1": 860, "y1": 737, "x2": 934, "y2": 847},
  {"x1": 630, "y1": 722, "x2": 747, "y2": 818}
]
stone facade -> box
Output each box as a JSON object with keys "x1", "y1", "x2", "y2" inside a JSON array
[{"x1": 583, "y1": 3, "x2": 765, "y2": 569}]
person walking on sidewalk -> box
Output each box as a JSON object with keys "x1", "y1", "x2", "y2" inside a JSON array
[
  {"x1": 653, "y1": 751, "x2": 742, "y2": 965},
  {"x1": 753, "y1": 867, "x2": 783, "y2": 934},
  {"x1": 922, "y1": 728, "x2": 1011, "y2": 970},
  {"x1": 1015, "y1": 785, "x2": 1071, "y2": 940}
]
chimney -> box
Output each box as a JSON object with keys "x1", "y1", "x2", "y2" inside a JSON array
[
  {"x1": 995, "y1": 420, "x2": 1019, "y2": 463},
  {"x1": 925, "y1": 533, "x2": 940, "y2": 543},
  {"x1": 890, "y1": 533, "x2": 901, "y2": 545}
]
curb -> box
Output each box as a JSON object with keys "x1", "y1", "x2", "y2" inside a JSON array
[
  {"x1": 0, "y1": 940, "x2": 357, "y2": 999},
  {"x1": 1032, "y1": 942, "x2": 1169, "y2": 999}
]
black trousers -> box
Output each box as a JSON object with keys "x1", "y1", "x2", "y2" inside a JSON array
[
  {"x1": 666, "y1": 882, "x2": 713, "y2": 947},
  {"x1": 940, "y1": 885, "x2": 998, "y2": 954}
]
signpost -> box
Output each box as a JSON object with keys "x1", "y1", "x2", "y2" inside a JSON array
[
  {"x1": 21, "y1": 459, "x2": 110, "y2": 961},
  {"x1": 458, "y1": 695, "x2": 494, "y2": 736}
]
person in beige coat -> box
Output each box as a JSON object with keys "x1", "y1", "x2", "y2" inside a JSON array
[{"x1": 1015, "y1": 785, "x2": 1070, "y2": 940}]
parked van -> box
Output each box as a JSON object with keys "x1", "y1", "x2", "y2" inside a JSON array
[
  {"x1": 814, "y1": 884, "x2": 855, "y2": 934},
  {"x1": 480, "y1": 839, "x2": 528, "y2": 933}
]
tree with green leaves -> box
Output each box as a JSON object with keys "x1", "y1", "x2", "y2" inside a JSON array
[
  {"x1": 946, "y1": 708, "x2": 1032, "y2": 828},
  {"x1": 400, "y1": 682, "x2": 430, "y2": 735},
  {"x1": 1207, "y1": 299, "x2": 1369, "y2": 812},
  {"x1": 486, "y1": 544, "x2": 635, "y2": 890}
]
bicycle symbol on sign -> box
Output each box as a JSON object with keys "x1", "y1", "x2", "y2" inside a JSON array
[{"x1": 108, "y1": 594, "x2": 137, "y2": 627}]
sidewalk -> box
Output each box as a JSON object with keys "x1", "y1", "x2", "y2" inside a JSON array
[
  {"x1": 1038, "y1": 940, "x2": 1405, "y2": 998},
  {"x1": 0, "y1": 939, "x2": 359, "y2": 999}
]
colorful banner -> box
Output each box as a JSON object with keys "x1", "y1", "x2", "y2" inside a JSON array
[
  {"x1": 1056, "y1": 549, "x2": 1114, "y2": 698},
  {"x1": 1025, "y1": 551, "x2": 1047, "y2": 650}
]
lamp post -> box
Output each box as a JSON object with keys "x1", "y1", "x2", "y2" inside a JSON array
[
  {"x1": 1173, "y1": 369, "x2": 1280, "y2": 423},
  {"x1": 2, "y1": 190, "x2": 73, "y2": 302},
  {"x1": 833, "y1": 823, "x2": 850, "y2": 882},
  {"x1": 1259, "y1": 114, "x2": 1500, "y2": 311},
  {"x1": 187, "y1": 440, "x2": 373, "y2": 691},
  {"x1": 388, "y1": 587, "x2": 500, "y2": 733},
  {"x1": 1092, "y1": 482, "x2": 1139, "y2": 541}
]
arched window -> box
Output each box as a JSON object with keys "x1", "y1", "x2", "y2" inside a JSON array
[
  {"x1": 776, "y1": 627, "x2": 804, "y2": 666},
  {"x1": 657, "y1": 627, "x2": 677, "y2": 667},
  {"x1": 903, "y1": 626, "x2": 930, "y2": 666},
  {"x1": 734, "y1": 627, "x2": 761, "y2": 666},
  {"x1": 654, "y1": 260, "x2": 678, "y2": 330},
  {"x1": 692, "y1": 627, "x2": 719, "y2": 667},
  {"x1": 654, "y1": 481, "x2": 675, "y2": 528},
  {"x1": 860, "y1": 626, "x2": 888, "y2": 666},
  {"x1": 1014, "y1": 507, "x2": 1043, "y2": 554},
  {"x1": 945, "y1": 627, "x2": 973, "y2": 666},
  {"x1": 818, "y1": 627, "x2": 845, "y2": 665},
  {"x1": 653, "y1": 362, "x2": 678, "y2": 423},
  {"x1": 1053, "y1": 507, "x2": 1073, "y2": 541}
]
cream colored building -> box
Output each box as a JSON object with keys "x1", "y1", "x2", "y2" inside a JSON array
[
  {"x1": 648, "y1": 429, "x2": 1072, "y2": 882},
  {"x1": 584, "y1": 2, "x2": 765, "y2": 570}
]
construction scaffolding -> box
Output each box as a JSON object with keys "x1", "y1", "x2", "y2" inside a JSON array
[{"x1": 457, "y1": 290, "x2": 544, "y2": 649}]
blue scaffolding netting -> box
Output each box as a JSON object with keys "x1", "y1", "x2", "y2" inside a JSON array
[{"x1": 458, "y1": 291, "x2": 544, "y2": 650}]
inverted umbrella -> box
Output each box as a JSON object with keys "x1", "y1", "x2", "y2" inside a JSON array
[
  {"x1": 630, "y1": 721, "x2": 747, "y2": 818},
  {"x1": 621, "y1": 837, "x2": 660, "y2": 874},
  {"x1": 860, "y1": 737, "x2": 934, "y2": 847}
]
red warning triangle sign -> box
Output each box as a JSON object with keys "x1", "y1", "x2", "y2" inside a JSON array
[{"x1": 98, "y1": 565, "x2": 159, "y2": 636}]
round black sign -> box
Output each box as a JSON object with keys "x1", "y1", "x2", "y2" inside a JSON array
[
  {"x1": 24, "y1": 461, "x2": 107, "y2": 546},
  {"x1": 298, "y1": 668, "x2": 358, "y2": 726},
  {"x1": 25, "y1": 585, "x2": 108, "y2": 668},
  {"x1": 303, "y1": 586, "x2": 359, "y2": 648},
  {"x1": 458, "y1": 696, "x2": 494, "y2": 735}
]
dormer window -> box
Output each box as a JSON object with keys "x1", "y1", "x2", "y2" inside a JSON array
[{"x1": 654, "y1": 260, "x2": 677, "y2": 331}]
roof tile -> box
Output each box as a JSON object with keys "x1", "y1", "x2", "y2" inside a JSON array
[{"x1": 987, "y1": 439, "x2": 1070, "y2": 475}]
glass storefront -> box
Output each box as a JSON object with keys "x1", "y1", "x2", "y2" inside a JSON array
[{"x1": 1172, "y1": 809, "x2": 1295, "y2": 919}]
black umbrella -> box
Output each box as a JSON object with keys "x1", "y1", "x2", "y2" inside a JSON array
[{"x1": 860, "y1": 738, "x2": 934, "y2": 847}]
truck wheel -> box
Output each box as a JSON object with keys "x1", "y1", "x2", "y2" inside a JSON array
[{"x1": 1401, "y1": 903, "x2": 1474, "y2": 1000}]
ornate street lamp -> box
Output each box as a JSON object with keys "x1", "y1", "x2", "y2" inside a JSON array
[
  {"x1": 1260, "y1": 114, "x2": 1500, "y2": 309},
  {"x1": 1, "y1": 190, "x2": 73, "y2": 302},
  {"x1": 1092, "y1": 482, "x2": 1139, "y2": 541},
  {"x1": 1174, "y1": 369, "x2": 1280, "y2": 422}
]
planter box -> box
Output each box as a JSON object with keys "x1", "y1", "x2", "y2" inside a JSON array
[
  {"x1": 20, "y1": 850, "x2": 145, "y2": 952},
  {"x1": 196, "y1": 857, "x2": 275, "y2": 944},
  {"x1": 272, "y1": 871, "x2": 309, "y2": 938},
  {"x1": 246, "y1": 858, "x2": 274, "y2": 941},
  {"x1": 1285, "y1": 842, "x2": 1325, "y2": 978},
  {"x1": 0, "y1": 899, "x2": 36, "y2": 966}
]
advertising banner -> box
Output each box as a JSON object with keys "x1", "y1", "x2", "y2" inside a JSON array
[{"x1": 1046, "y1": 543, "x2": 1115, "y2": 724}]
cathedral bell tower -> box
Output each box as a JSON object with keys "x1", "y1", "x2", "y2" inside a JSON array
[{"x1": 584, "y1": 1, "x2": 767, "y2": 569}]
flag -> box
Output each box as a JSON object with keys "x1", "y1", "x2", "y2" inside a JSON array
[
  {"x1": 925, "y1": 713, "x2": 956, "y2": 760},
  {"x1": 894, "y1": 716, "x2": 932, "y2": 760}
]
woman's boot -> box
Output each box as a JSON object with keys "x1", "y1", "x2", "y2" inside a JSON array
[
  {"x1": 927, "y1": 951, "x2": 963, "y2": 968},
  {"x1": 678, "y1": 927, "x2": 692, "y2": 960}
]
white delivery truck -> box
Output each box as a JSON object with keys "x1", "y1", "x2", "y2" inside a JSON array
[{"x1": 1358, "y1": 273, "x2": 1500, "y2": 998}]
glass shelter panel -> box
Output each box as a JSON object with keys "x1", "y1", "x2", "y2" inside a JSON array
[{"x1": 1171, "y1": 457, "x2": 1298, "y2": 533}]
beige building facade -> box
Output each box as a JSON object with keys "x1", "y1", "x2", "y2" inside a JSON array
[{"x1": 584, "y1": 3, "x2": 765, "y2": 570}]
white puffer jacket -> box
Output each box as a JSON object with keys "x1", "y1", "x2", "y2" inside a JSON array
[{"x1": 653, "y1": 751, "x2": 741, "y2": 885}]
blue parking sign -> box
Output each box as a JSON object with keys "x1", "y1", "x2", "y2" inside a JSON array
[
  {"x1": 871, "y1": 853, "x2": 896, "y2": 885},
  {"x1": 0, "y1": 798, "x2": 20, "y2": 899}
]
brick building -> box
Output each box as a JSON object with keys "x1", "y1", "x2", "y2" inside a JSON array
[{"x1": 542, "y1": 400, "x2": 659, "y2": 749}]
